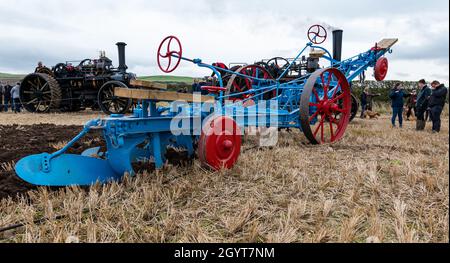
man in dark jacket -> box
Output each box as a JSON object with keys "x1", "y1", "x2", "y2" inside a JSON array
[
  {"x1": 415, "y1": 79, "x2": 431, "y2": 130},
  {"x1": 3, "y1": 82, "x2": 12, "y2": 112},
  {"x1": 0, "y1": 82, "x2": 3, "y2": 112},
  {"x1": 360, "y1": 87, "x2": 381, "y2": 118},
  {"x1": 428, "y1": 80, "x2": 448, "y2": 133},
  {"x1": 406, "y1": 89, "x2": 417, "y2": 120},
  {"x1": 389, "y1": 83, "x2": 408, "y2": 128}
]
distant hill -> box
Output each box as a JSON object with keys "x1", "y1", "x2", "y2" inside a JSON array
[{"x1": 0, "y1": 72, "x2": 25, "y2": 82}]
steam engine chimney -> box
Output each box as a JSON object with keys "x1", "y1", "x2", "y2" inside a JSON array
[
  {"x1": 332, "y1": 30, "x2": 343, "y2": 62},
  {"x1": 116, "y1": 42, "x2": 127, "y2": 73}
]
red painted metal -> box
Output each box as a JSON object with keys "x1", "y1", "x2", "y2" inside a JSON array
[
  {"x1": 198, "y1": 116, "x2": 242, "y2": 170},
  {"x1": 374, "y1": 57, "x2": 388, "y2": 81},
  {"x1": 157, "y1": 36, "x2": 182, "y2": 73},
  {"x1": 226, "y1": 64, "x2": 274, "y2": 100},
  {"x1": 301, "y1": 68, "x2": 351, "y2": 144},
  {"x1": 308, "y1": 24, "x2": 327, "y2": 44},
  {"x1": 201, "y1": 86, "x2": 227, "y2": 93}
]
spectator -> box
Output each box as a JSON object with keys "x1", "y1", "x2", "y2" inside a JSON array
[
  {"x1": 35, "y1": 61, "x2": 44, "y2": 73},
  {"x1": 415, "y1": 79, "x2": 431, "y2": 130},
  {"x1": 360, "y1": 87, "x2": 368, "y2": 118},
  {"x1": 11, "y1": 82, "x2": 22, "y2": 113},
  {"x1": 360, "y1": 87, "x2": 381, "y2": 118},
  {"x1": 389, "y1": 83, "x2": 408, "y2": 128},
  {"x1": 0, "y1": 82, "x2": 4, "y2": 112},
  {"x1": 406, "y1": 89, "x2": 417, "y2": 121},
  {"x1": 3, "y1": 82, "x2": 12, "y2": 112},
  {"x1": 428, "y1": 80, "x2": 448, "y2": 133}
]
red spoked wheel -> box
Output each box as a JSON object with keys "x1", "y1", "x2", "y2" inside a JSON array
[
  {"x1": 157, "y1": 36, "x2": 182, "y2": 73},
  {"x1": 225, "y1": 64, "x2": 275, "y2": 101},
  {"x1": 300, "y1": 68, "x2": 351, "y2": 144},
  {"x1": 374, "y1": 57, "x2": 389, "y2": 81},
  {"x1": 308, "y1": 24, "x2": 327, "y2": 45},
  {"x1": 198, "y1": 116, "x2": 242, "y2": 170}
]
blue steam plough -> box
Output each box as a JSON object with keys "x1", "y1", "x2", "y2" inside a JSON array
[{"x1": 15, "y1": 25, "x2": 398, "y2": 186}]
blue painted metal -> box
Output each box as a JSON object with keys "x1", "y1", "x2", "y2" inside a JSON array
[{"x1": 15, "y1": 30, "x2": 396, "y2": 186}]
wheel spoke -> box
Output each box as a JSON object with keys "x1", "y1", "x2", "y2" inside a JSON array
[
  {"x1": 312, "y1": 88, "x2": 321, "y2": 101},
  {"x1": 313, "y1": 116, "x2": 325, "y2": 137},
  {"x1": 39, "y1": 82, "x2": 49, "y2": 91},
  {"x1": 308, "y1": 109, "x2": 320, "y2": 122},
  {"x1": 330, "y1": 80, "x2": 341, "y2": 99},
  {"x1": 329, "y1": 115, "x2": 335, "y2": 141},
  {"x1": 26, "y1": 98, "x2": 38, "y2": 105},
  {"x1": 27, "y1": 80, "x2": 39, "y2": 90},
  {"x1": 330, "y1": 93, "x2": 345, "y2": 103}
]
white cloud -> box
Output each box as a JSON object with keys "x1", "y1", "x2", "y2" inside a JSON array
[{"x1": 0, "y1": 0, "x2": 448, "y2": 83}]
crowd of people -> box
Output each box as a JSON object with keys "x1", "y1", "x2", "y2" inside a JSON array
[
  {"x1": 380, "y1": 79, "x2": 447, "y2": 133},
  {"x1": 0, "y1": 81, "x2": 22, "y2": 113}
]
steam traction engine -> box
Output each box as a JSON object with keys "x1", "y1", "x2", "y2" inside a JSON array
[{"x1": 19, "y1": 43, "x2": 134, "y2": 114}]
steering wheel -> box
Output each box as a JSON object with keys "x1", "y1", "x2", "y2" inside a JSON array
[
  {"x1": 157, "y1": 36, "x2": 182, "y2": 73},
  {"x1": 267, "y1": 57, "x2": 290, "y2": 69},
  {"x1": 78, "y1": 59, "x2": 93, "y2": 68},
  {"x1": 307, "y1": 24, "x2": 327, "y2": 44}
]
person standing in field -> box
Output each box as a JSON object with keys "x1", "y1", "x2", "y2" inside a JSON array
[
  {"x1": 360, "y1": 87, "x2": 381, "y2": 118},
  {"x1": 406, "y1": 89, "x2": 417, "y2": 121},
  {"x1": 415, "y1": 79, "x2": 431, "y2": 130},
  {"x1": 389, "y1": 83, "x2": 408, "y2": 128},
  {"x1": 10, "y1": 82, "x2": 22, "y2": 113},
  {"x1": 0, "y1": 82, "x2": 4, "y2": 112},
  {"x1": 428, "y1": 80, "x2": 448, "y2": 133},
  {"x1": 3, "y1": 82, "x2": 12, "y2": 112}
]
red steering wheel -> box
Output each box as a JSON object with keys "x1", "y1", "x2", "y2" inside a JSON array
[
  {"x1": 307, "y1": 25, "x2": 327, "y2": 45},
  {"x1": 157, "y1": 36, "x2": 183, "y2": 73}
]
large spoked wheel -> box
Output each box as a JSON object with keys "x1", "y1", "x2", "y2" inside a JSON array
[
  {"x1": 300, "y1": 68, "x2": 351, "y2": 144},
  {"x1": 20, "y1": 73, "x2": 62, "y2": 113},
  {"x1": 198, "y1": 116, "x2": 242, "y2": 170},
  {"x1": 225, "y1": 64, "x2": 275, "y2": 101},
  {"x1": 98, "y1": 81, "x2": 132, "y2": 115}
]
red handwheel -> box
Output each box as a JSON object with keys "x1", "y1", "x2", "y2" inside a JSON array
[
  {"x1": 198, "y1": 116, "x2": 242, "y2": 170},
  {"x1": 308, "y1": 24, "x2": 327, "y2": 45},
  {"x1": 157, "y1": 36, "x2": 182, "y2": 73},
  {"x1": 374, "y1": 57, "x2": 389, "y2": 81}
]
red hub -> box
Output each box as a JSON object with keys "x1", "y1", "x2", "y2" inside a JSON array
[
  {"x1": 307, "y1": 24, "x2": 328, "y2": 45},
  {"x1": 198, "y1": 116, "x2": 242, "y2": 170},
  {"x1": 300, "y1": 68, "x2": 351, "y2": 144},
  {"x1": 374, "y1": 57, "x2": 388, "y2": 81},
  {"x1": 157, "y1": 36, "x2": 182, "y2": 73}
]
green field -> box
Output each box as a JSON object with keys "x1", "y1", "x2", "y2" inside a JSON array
[
  {"x1": 0, "y1": 72, "x2": 25, "y2": 79},
  {"x1": 1, "y1": 72, "x2": 195, "y2": 84},
  {"x1": 138, "y1": 75, "x2": 195, "y2": 84}
]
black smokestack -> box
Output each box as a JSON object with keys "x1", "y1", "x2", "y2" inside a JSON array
[
  {"x1": 116, "y1": 42, "x2": 127, "y2": 73},
  {"x1": 332, "y1": 30, "x2": 343, "y2": 62}
]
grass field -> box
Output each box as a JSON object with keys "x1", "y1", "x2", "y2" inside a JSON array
[
  {"x1": 138, "y1": 75, "x2": 195, "y2": 84},
  {"x1": 0, "y1": 107, "x2": 448, "y2": 243}
]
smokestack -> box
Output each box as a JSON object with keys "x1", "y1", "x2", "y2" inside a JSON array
[
  {"x1": 332, "y1": 30, "x2": 343, "y2": 62},
  {"x1": 116, "y1": 42, "x2": 127, "y2": 73}
]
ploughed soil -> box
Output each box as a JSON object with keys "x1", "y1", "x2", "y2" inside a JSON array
[
  {"x1": 0, "y1": 124, "x2": 190, "y2": 200},
  {"x1": 0, "y1": 124, "x2": 103, "y2": 200}
]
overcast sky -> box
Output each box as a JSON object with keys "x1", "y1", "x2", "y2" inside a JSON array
[{"x1": 0, "y1": 0, "x2": 448, "y2": 83}]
